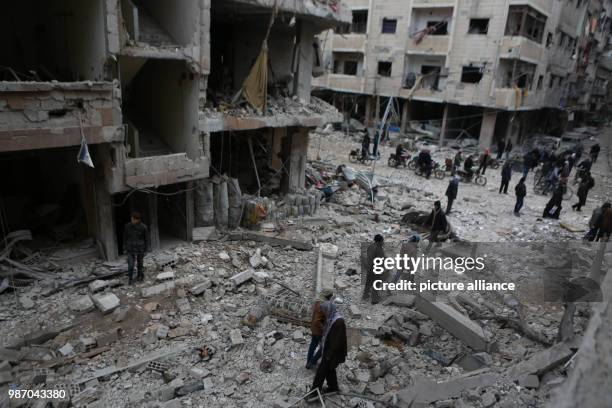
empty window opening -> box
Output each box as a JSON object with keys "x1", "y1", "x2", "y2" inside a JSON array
[
  {"x1": 332, "y1": 52, "x2": 363, "y2": 76},
  {"x1": 461, "y1": 66, "x2": 483, "y2": 83},
  {"x1": 352, "y1": 10, "x2": 368, "y2": 33},
  {"x1": 427, "y1": 21, "x2": 448, "y2": 35},
  {"x1": 421, "y1": 65, "x2": 441, "y2": 90},
  {"x1": 546, "y1": 32, "x2": 554, "y2": 47},
  {"x1": 505, "y1": 5, "x2": 547, "y2": 43},
  {"x1": 537, "y1": 75, "x2": 544, "y2": 90},
  {"x1": 378, "y1": 61, "x2": 393, "y2": 77},
  {"x1": 382, "y1": 18, "x2": 397, "y2": 34},
  {"x1": 468, "y1": 19, "x2": 489, "y2": 34}
]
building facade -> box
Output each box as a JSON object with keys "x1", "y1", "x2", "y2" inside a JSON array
[
  {"x1": 0, "y1": 0, "x2": 350, "y2": 260},
  {"x1": 314, "y1": 0, "x2": 612, "y2": 148}
]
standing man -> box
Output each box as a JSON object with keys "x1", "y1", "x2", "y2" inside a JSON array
[
  {"x1": 514, "y1": 177, "x2": 527, "y2": 216},
  {"x1": 453, "y1": 150, "x2": 463, "y2": 176},
  {"x1": 497, "y1": 139, "x2": 505, "y2": 160},
  {"x1": 425, "y1": 201, "x2": 448, "y2": 243},
  {"x1": 586, "y1": 202, "x2": 611, "y2": 241},
  {"x1": 309, "y1": 301, "x2": 347, "y2": 397},
  {"x1": 361, "y1": 132, "x2": 371, "y2": 161},
  {"x1": 123, "y1": 212, "x2": 150, "y2": 285},
  {"x1": 499, "y1": 161, "x2": 512, "y2": 194},
  {"x1": 572, "y1": 172, "x2": 595, "y2": 211},
  {"x1": 477, "y1": 149, "x2": 491, "y2": 175},
  {"x1": 445, "y1": 176, "x2": 459, "y2": 214},
  {"x1": 306, "y1": 289, "x2": 334, "y2": 369},
  {"x1": 590, "y1": 143, "x2": 600, "y2": 163},
  {"x1": 543, "y1": 182, "x2": 565, "y2": 219},
  {"x1": 362, "y1": 234, "x2": 385, "y2": 304}
]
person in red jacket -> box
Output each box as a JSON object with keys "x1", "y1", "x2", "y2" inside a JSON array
[
  {"x1": 306, "y1": 289, "x2": 334, "y2": 369},
  {"x1": 309, "y1": 301, "x2": 347, "y2": 398}
]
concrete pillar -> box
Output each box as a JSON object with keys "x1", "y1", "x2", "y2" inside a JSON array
[
  {"x1": 148, "y1": 192, "x2": 160, "y2": 251},
  {"x1": 439, "y1": 104, "x2": 449, "y2": 148},
  {"x1": 269, "y1": 128, "x2": 284, "y2": 171},
  {"x1": 365, "y1": 96, "x2": 373, "y2": 127},
  {"x1": 478, "y1": 109, "x2": 498, "y2": 150},
  {"x1": 292, "y1": 22, "x2": 315, "y2": 103},
  {"x1": 400, "y1": 100, "x2": 411, "y2": 133},
  {"x1": 314, "y1": 243, "x2": 338, "y2": 296},
  {"x1": 94, "y1": 169, "x2": 117, "y2": 261},
  {"x1": 285, "y1": 128, "x2": 310, "y2": 193},
  {"x1": 185, "y1": 181, "x2": 194, "y2": 241},
  {"x1": 375, "y1": 95, "x2": 381, "y2": 127}
]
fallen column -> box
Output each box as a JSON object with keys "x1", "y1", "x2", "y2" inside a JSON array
[
  {"x1": 414, "y1": 295, "x2": 493, "y2": 351},
  {"x1": 313, "y1": 243, "x2": 338, "y2": 296}
]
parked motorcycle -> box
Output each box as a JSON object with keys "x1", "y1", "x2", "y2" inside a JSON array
[
  {"x1": 477, "y1": 156, "x2": 500, "y2": 169},
  {"x1": 456, "y1": 169, "x2": 487, "y2": 186},
  {"x1": 414, "y1": 161, "x2": 445, "y2": 179}
]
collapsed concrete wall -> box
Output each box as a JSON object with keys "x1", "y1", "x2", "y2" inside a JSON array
[{"x1": 0, "y1": 82, "x2": 123, "y2": 152}]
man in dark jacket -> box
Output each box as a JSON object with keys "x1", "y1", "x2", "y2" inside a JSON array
[
  {"x1": 585, "y1": 202, "x2": 610, "y2": 241},
  {"x1": 499, "y1": 161, "x2": 512, "y2": 194},
  {"x1": 123, "y1": 212, "x2": 150, "y2": 284},
  {"x1": 543, "y1": 183, "x2": 565, "y2": 219},
  {"x1": 464, "y1": 155, "x2": 475, "y2": 178},
  {"x1": 477, "y1": 149, "x2": 491, "y2": 175},
  {"x1": 514, "y1": 177, "x2": 526, "y2": 215},
  {"x1": 361, "y1": 133, "x2": 371, "y2": 160},
  {"x1": 572, "y1": 172, "x2": 595, "y2": 211},
  {"x1": 590, "y1": 143, "x2": 600, "y2": 163},
  {"x1": 362, "y1": 234, "x2": 385, "y2": 304},
  {"x1": 425, "y1": 201, "x2": 448, "y2": 243},
  {"x1": 445, "y1": 176, "x2": 459, "y2": 214},
  {"x1": 310, "y1": 301, "x2": 347, "y2": 397},
  {"x1": 306, "y1": 289, "x2": 334, "y2": 369}
]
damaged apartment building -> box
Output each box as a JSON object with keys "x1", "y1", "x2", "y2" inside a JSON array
[
  {"x1": 0, "y1": 0, "x2": 350, "y2": 261},
  {"x1": 314, "y1": 0, "x2": 612, "y2": 149}
]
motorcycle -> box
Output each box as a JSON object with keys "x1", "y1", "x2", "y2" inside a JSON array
[
  {"x1": 388, "y1": 150, "x2": 412, "y2": 167},
  {"x1": 456, "y1": 169, "x2": 487, "y2": 186},
  {"x1": 348, "y1": 148, "x2": 373, "y2": 165},
  {"x1": 476, "y1": 156, "x2": 500, "y2": 170},
  {"x1": 414, "y1": 161, "x2": 445, "y2": 179}
]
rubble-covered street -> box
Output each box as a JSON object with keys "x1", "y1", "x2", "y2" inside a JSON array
[{"x1": 1, "y1": 126, "x2": 610, "y2": 408}]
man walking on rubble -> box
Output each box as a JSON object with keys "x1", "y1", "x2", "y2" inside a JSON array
[
  {"x1": 124, "y1": 211, "x2": 150, "y2": 285},
  {"x1": 499, "y1": 160, "x2": 512, "y2": 194},
  {"x1": 445, "y1": 176, "x2": 459, "y2": 215},
  {"x1": 362, "y1": 234, "x2": 385, "y2": 304},
  {"x1": 514, "y1": 177, "x2": 526, "y2": 216},
  {"x1": 306, "y1": 289, "x2": 334, "y2": 370},
  {"x1": 309, "y1": 301, "x2": 347, "y2": 399}
]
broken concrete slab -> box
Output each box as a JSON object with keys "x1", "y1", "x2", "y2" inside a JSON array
[
  {"x1": 156, "y1": 271, "x2": 175, "y2": 281},
  {"x1": 19, "y1": 296, "x2": 35, "y2": 309},
  {"x1": 70, "y1": 295, "x2": 95, "y2": 313},
  {"x1": 175, "y1": 298, "x2": 191, "y2": 314},
  {"x1": 0, "y1": 348, "x2": 22, "y2": 363},
  {"x1": 156, "y1": 325, "x2": 170, "y2": 339},
  {"x1": 140, "y1": 281, "x2": 175, "y2": 298},
  {"x1": 58, "y1": 343, "x2": 74, "y2": 356},
  {"x1": 415, "y1": 296, "x2": 492, "y2": 351},
  {"x1": 89, "y1": 279, "x2": 109, "y2": 293},
  {"x1": 91, "y1": 293, "x2": 120, "y2": 314},
  {"x1": 455, "y1": 352, "x2": 492, "y2": 372},
  {"x1": 518, "y1": 374, "x2": 540, "y2": 389},
  {"x1": 229, "y1": 269, "x2": 254, "y2": 288},
  {"x1": 383, "y1": 294, "x2": 416, "y2": 308},
  {"x1": 228, "y1": 231, "x2": 313, "y2": 251},
  {"x1": 229, "y1": 329, "x2": 244, "y2": 346},
  {"x1": 504, "y1": 342, "x2": 575, "y2": 380},
  {"x1": 190, "y1": 280, "x2": 212, "y2": 295},
  {"x1": 314, "y1": 243, "x2": 338, "y2": 295},
  {"x1": 192, "y1": 226, "x2": 218, "y2": 242},
  {"x1": 397, "y1": 370, "x2": 498, "y2": 407}
]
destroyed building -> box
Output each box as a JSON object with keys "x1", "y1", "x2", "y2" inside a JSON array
[
  {"x1": 314, "y1": 0, "x2": 612, "y2": 148},
  {"x1": 0, "y1": 0, "x2": 351, "y2": 260}
]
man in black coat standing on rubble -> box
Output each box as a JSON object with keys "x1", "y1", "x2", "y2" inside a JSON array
[
  {"x1": 124, "y1": 211, "x2": 150, "y2": 285},
  {"x1": 445, "y1": 176, "x2": 459, "y2": 215}
]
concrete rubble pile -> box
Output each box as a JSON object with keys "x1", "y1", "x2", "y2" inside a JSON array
[{"x1": 0, "y1": 127, "x2": 609, "y2": 407}]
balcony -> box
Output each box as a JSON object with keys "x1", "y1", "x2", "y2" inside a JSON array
[
  {"x1": 499, "y1": 36, "x2": 543, "y2": 64},
  {"x1": 332, "y1": 33, "x2": 366, "y2": 51},
  {"x1": 123, "y1": 154, "x2": 209, "y2": 189},
  {"x1": 406, "y1": 35, "x2": 449, "y2": 55},
  {"x1": 412, "y1": 0, "x2": 455, "y2": 7},
  {"x1": 0, "y1": 82, "x2": 123, "y2": 152}
]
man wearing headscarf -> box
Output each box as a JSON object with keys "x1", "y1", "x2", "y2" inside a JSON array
[
  {"x1": 310, "y1": 301, "x2": 347, "y2": 396},
  {"x1": 477, "y1": 149, "x2": 490, "y2": 175},
  {"x1": 306, "y1": 289, "x2": 334, "y2": 369}
]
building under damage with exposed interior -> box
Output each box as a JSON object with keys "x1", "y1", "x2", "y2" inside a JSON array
[
  {"x1": 0, "y1": 0, "x2": 351, "y2": 260},
  {"x1": 314, "y1": 0, "x2": 612, "y2": 149}
]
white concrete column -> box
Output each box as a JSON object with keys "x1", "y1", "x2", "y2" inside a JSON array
[
  {"x1": 400, "y1": 100, "x2": 411, "y2": 133},
  {"x1": 439, "y1": 104, "x2": 449, "y2": 147},
  {"x1": 478, "y1": 109, "x2": 497, "y2": 150}
]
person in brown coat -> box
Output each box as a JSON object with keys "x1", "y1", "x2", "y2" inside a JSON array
[
  {"x1": 309, "y1": 301, "x2": 347, "y2": 397},
  {"x1": 306, "y1": 289, "x2": 334, "y2": 369},
  {"x1": 597, "y1": 207, "x2": 612, "y2": 241}
]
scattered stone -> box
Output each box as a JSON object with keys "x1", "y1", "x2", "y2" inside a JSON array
[
  {"x1": 519, "y1": 374, "x2": 540, "y2": 389},
  {"x1": 112, "y1": 306, "x2": 130, "y2": 322},
  {"x1": 156, "y1": 271, "x2": 175, "y2": 281},
  {"x1": 349, "y1": 305, "x2": 362, "y2": 318},
  {"x1": 219, "y1": 251, "x2": 231, "y2": 261},
  {"x1": 481, "y1": 391, "x2": 497, "y2": 407},
  {"x1": 229, "y1": 329, "x2": 244, "y2": 346},
  {"x1": 384, "y1": 294, "x2": 416, "y2": 308},
  {"x1": 70, "y1": 295, "x2": 95, "y2": 313},
  {"x1": 236, "y1": 371, "x2": 250, "y2": 384},
  {"x1": 156, "y1": 325, "x2": 170, "y2": 339},
  {"x1": 140, "y1": 282, "x2": 175, "y2": 298},
  {"x1": 292, "y1": 330, "x2": 304, "y2": 341},
  {"x1": 91, "y1": 293, "x2": 120, "y2": 314},
  {"x1": 253, "y1": 271, "x2": 270, "y2": 284},
  {"x1": 58, "y1": 343, "x2": 73, "y2": 356},
  {"x1": 19, "y1": 296, "x2": 35, "y2": 309},
  {"x1": 229, "y1": 269, "x2": 255, "y2": 288},
  {"x1": 89, "y1": 279, "x2": 109, "y2": 293},
  {"x1": 190, "y1": 280, "x2": 212, "y2": 295},
  {"x1": 144, "y1": 302, "x2": 159, "y2": 312},
  {"x1": 176, "y1": 298, "x2": 192, "y2": 314}
]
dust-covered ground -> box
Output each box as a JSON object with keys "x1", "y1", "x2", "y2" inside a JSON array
[{"x1": 0, "y1": 128, "x2": 611, "y2": 408}]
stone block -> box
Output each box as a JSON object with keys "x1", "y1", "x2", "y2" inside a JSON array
[{"x1": 91, "y1": 293, "x2": 120, "y2": 314}]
